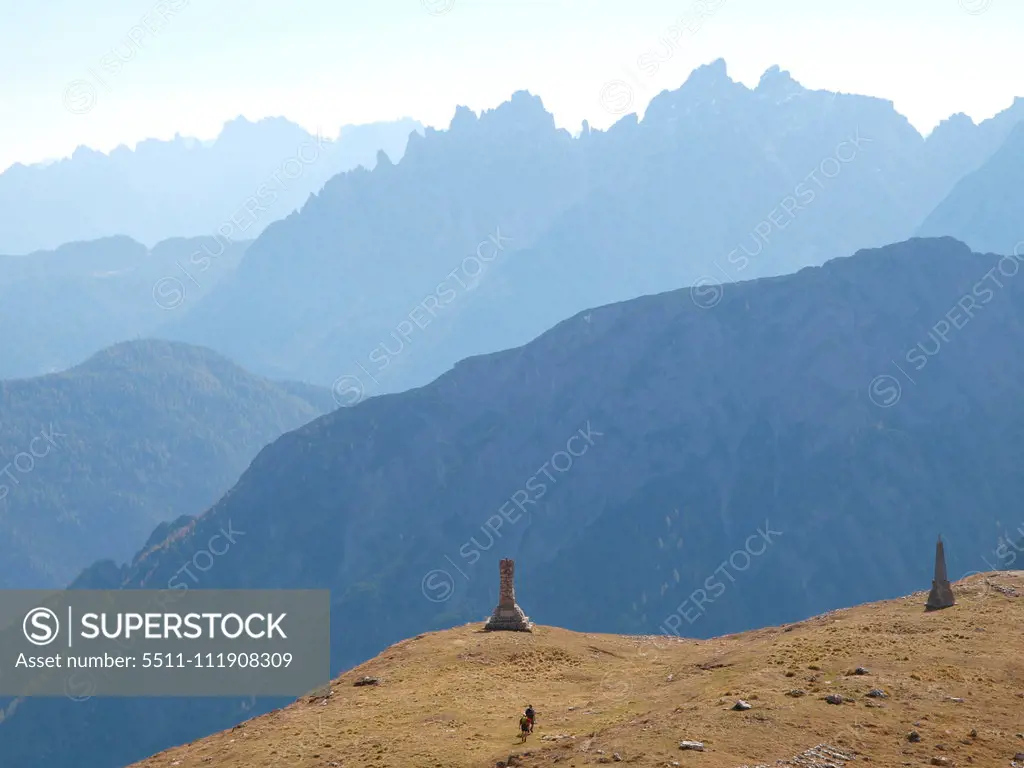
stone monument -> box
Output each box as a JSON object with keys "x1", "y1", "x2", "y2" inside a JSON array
[
  {"x1": 483, "y1": 558, "x2": 533, "y2": 631},
  {"x1": 925, "y1": 535, "x2": 955, "y2": 611}
]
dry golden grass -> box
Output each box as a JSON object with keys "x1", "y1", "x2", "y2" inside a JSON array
[{"x1": 134, "y1": 573, "x2": 1024, "y2": 768}]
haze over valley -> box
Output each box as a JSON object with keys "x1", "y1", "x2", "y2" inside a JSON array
[{"x1": 2, "y1": 2, "x2": 1023, "y2": 766}]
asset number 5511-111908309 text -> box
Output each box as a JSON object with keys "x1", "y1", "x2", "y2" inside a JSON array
[{"x1": 142, "y1": 652, "x2": 293, "y2": 668}]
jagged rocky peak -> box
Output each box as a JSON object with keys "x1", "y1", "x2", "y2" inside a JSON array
[
  {"x1": 448, "y1": 104, "x2": 478, "y2": 131},
  {"x1": 756, "y1": 64, "x2": 805, "y2": 99},
  {"x1": 216, "y1": 114, "x2": 256, "y2": 138},
  {"x1": 934, "y1": 111, "x2": 976, "y2": 131},
  {"x1": 481, "y1": 89, "x2": 556, "y2": 133},
  {"x1": 643, "y1": 58, "x2": 740, "y2": 123},
  {"x1": 683, "y1": 57, "x2": 732, "y2": 89},
  {"x1": 984, "y1": 94, "x2": 1024, "y2": 123},
  {"x1": 212, "y1": 114, "x2": 316, "y2": 150},
  {"x1": 442, "y1": 91, "x2": 556, "y2": 139},
  {"x1": 71, "y1": 145, "x2": 103, "y2": 161},
  {"x1": 942, "y1": 111, "x2": 976, "y2": 127},
  {"x1": 926, "y1": 111, "x2": 978, "y2": 145}
]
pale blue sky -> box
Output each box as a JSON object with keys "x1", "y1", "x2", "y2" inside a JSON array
[{"x1": 2, "y1": 0, "x2": 1021, "y2": 172}]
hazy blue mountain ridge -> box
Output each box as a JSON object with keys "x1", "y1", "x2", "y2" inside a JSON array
[{"x1": 9, "y1": 237, "x2": 1024, "y2": 767}]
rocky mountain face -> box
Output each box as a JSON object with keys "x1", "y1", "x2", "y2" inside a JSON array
[
  {"x1": 164, "y1": 62, "x2": 1024, "y2": 396},
  {"x1": 0, "y1": 340, "x2": 334, "y2": 589},
  {"x1": 6, "y1": 236, "x2": 1024, "y2": 767},
  {"x1": 164, "y1": 90, "x2": 590, "y2": 386}
]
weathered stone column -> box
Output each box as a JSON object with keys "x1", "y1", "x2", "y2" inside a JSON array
[
  {"x1": 925, "y1": 535, "x2": 955, "y2": 611},
  {"x1": 499, "y1": 559, "x2": 516, "y2": 605},
  {"x1": 484, "y1": 558, "x2": 533, "y2": 631}
]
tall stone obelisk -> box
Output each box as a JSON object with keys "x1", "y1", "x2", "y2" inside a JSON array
[
  {"x1": 483, "y1": 558, "x2": 533, "y2": 631},
  {"x1": 925, "y1": 535, "x2": 955, "y2": 611}
]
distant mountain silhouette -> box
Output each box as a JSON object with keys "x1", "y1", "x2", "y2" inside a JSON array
[
  {"x1": 0, "y1": 117, "x2": 422, "y2": 254},
  {"x1": 917, "y1": 118, "x2": 1024, "y2": 255},
  {"x1": 9, "y1": 236, "x2": 1024, "y2": 767},
  {"x1": 0, "y1": 340, "x2": 333, "y2": 589},
  {"x1": 0, "y1": 235, "x2": 250, "y2": 379},
  {"x1": 163, "y1": 61, "x2": 1024, "y2": 395},
  {"x1": 922, "y1": 97, "x2": 1024, "y2": 179}
]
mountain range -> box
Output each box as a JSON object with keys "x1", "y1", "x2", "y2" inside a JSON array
[
  {"x1": 917, "y1": 119, "x2": 1024, "y2": 255},
  {"x1": 5, "y1": 64, "x2": 1022, "y2": 392},
  {"x1": 0, "y1": 340, "x2": 334, "y2": 590},
  {"x1": 4, "y1": 56, "x2": 1024, "y2": 768},
  {"x1": 0, "y1": 116, "x2": 422, "y2": 255},
  {"x1": 0, "y1": 235, "x2": 250, "y2": 379},
  {"x1": 161, "y1": 61, "x2": 1024, "y2": 397},
  {"x1": 5, "y1": 236, "x2": 1024, "y2": 767}
]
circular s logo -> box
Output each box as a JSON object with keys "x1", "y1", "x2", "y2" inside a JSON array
[
  {"x1": 600, "y1": 668, "x2": 633, "y2": 701},
  {"x1": 690, "y1": 277, "x2": 723, "y2": 309},
  {"x1": 331, "y1": 374, "x2": 365, "y2": 407},
  {"x1": 868, "y1": 374, "x2": 901, "y2": 408},
  {"x1": 152, "y1": 276, "x2": 185, "y2": 310},
  {"x1": 421, "y1": 569, "x2": 455, "y2": 603},
  {"x1": 24, "y1": 607, "x2": 60, "y2": 646},
  {"x1": 65, "y1": 671, "x2": 97, "y2": 702},
  {"x1": 600, "y1": 80, "x2": 634, "y2": 115}
]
